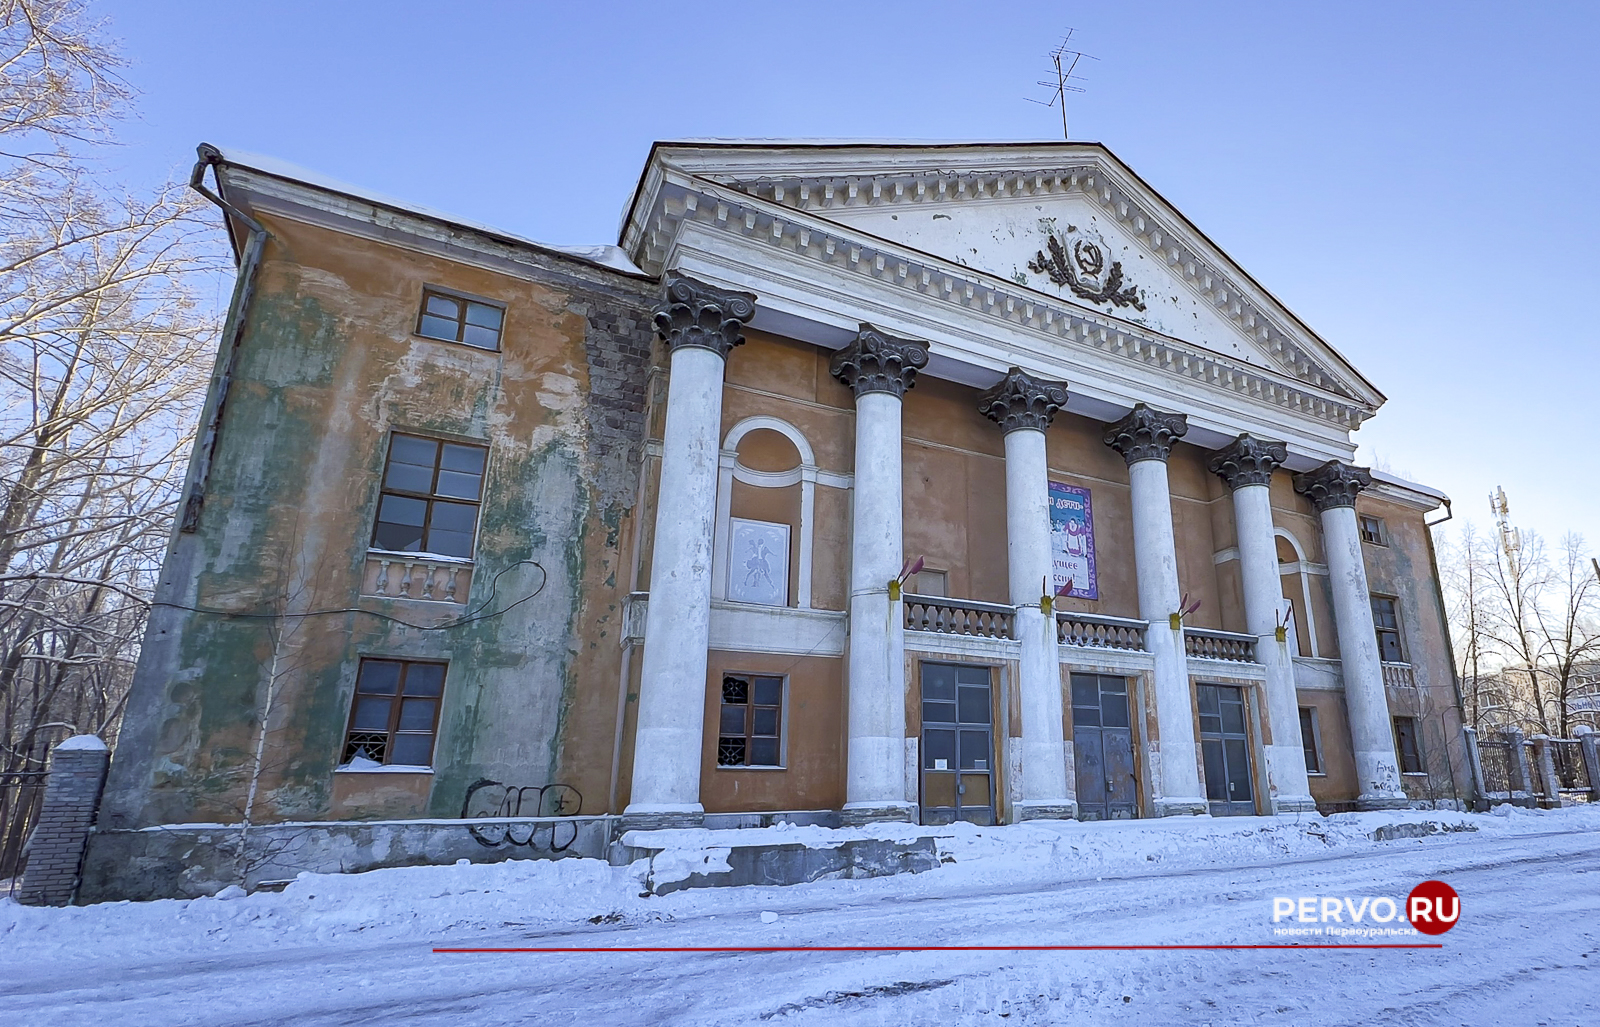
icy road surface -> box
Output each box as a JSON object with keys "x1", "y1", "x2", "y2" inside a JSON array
[{"x1": 3, "y1": 807, "x2": 1597, "y2": 1025}]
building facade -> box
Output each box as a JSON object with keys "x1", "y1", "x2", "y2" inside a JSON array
[{"x1": 85, "y1": 141, "x2": 1468, "y2": 898}]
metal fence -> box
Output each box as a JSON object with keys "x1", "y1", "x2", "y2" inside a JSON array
[
  {"x1": 1479, "y1": 740, "x2": 1513, "y2": 795},
  {"x1": 1550, "y1": 739, "x2": 1592, "y2": 801},
  {"x1": 0, "y1": 770, "x2": 49, "y2": 899}
]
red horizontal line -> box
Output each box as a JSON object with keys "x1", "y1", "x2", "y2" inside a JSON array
[{"x1": 434, "y1": 944, "x2": 1443, "y2": 953}]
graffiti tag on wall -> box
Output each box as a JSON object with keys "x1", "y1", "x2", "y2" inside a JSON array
[{"x1": 460, "y1": 778, "x2": 584, "y2": 852}]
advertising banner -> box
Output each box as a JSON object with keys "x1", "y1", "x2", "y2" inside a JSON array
[{"x1": 1049, "y1": 481, "x2": 1097, "y2": 600}]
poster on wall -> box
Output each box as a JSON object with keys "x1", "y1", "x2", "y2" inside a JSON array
[
  {"x1": 727, "y1": 517, "x2": 790, "y2": 606},
  {"x1": 1049, "y1": 481, "x2": 1098, "y2": 600}
]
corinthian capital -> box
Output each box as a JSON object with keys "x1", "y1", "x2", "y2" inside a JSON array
[
  {"x1": 977, "y1": 367, "x2": 1070, "y2": 434},
  {"x1": 1209, "y1": 434, "x2": 1289, "y2": 490},
  {"x1": 829, "y1": 324, "x2": 930, "y2": 399},
  {"x1": 1293, "y1": 460, "x2": 1372, "y2": 511},
  {"x1": 1102, "y1": 403, "x2": 1188, "y2": 465},
  {"x1": 652, "y1": 273, "x2": 757, "y2": 359}
]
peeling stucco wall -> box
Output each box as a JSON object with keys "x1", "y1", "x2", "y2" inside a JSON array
[{"x1": 93, "y1": 209, "x2": 656, "y2": 870}]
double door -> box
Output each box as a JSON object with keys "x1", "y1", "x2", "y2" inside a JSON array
[
  {"x1": 1199, "y1": 683, "x2": 1256, "y2": 816},
  {"x1": 919, "y1": 663, "x2": 995, "y2": 826},
  {"x1": 1071, "y1": 673, "x2": 1138, "y2": 820}
]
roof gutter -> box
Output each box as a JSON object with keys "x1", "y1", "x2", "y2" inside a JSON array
[{"x1": 180, "y1": 144, "x2": 270, "y2": 533}]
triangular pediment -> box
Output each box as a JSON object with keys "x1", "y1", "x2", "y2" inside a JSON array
[{"x1": 627, "y1": 141, "x2": 1382, "y2": 410}]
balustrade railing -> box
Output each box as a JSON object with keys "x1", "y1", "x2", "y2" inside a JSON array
[
  {"x1": 903, "y1": 594, "x2": 1015, "y2": 640},
  {"x1": 362, "y1": 551, "x2": 473, "y2": 604},
  {"x1": 1381, "y1": 662, "x2": 1416, "y2": 688},
  {"x1": 1056, "y1": 612, "x2": 1149, "y2": 652},
  {"x1": 1182, "y1": 627, "x2": 1258, "y2": 663}
]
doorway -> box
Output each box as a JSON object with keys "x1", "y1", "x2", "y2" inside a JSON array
[
  {"x1": 1198, "y1": 683, "x2": 1256, "y2": 816},
  {"x1": 1071, "y1": 673, "x2": 1139, "y2": 820},
  {"x1": 919, "y1": 663, "x2": 995, "y2": 826}
]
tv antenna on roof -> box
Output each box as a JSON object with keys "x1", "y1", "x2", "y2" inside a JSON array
[{"x1": 1027, "y1": 29, "x2": 1098, "y2": 140}]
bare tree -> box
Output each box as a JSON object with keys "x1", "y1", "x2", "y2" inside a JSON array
[
  {"x1": 0, "y1": 1, "x2": 225, "y2": 792},
  {"x1": 1533, "y1": 534, "x2": 1600, "y2": 737}
]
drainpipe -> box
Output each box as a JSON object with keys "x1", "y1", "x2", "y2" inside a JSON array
[
  {"x1": 1421, "y1": 496, "x2": 1470, "y2": 807},
  {"x1": 181, "y1": 144, "x2": 270, "y2": 532}
]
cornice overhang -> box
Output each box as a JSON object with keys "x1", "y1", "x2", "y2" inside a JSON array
[
  {"x1": 622, "y1": 141, "x2": 1385, "y2": 412},
  {"x1": 626, "y1": 167, "x2": 1376, "y2": 458}
]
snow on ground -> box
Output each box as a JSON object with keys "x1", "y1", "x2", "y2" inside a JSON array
[{"x1": 2, "y1": 805, "x2": 1597, "y2": 1025}]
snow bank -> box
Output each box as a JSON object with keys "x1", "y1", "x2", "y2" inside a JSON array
[{"x1": 5, "y1": 805, "x2": 1596, "y2": 968}]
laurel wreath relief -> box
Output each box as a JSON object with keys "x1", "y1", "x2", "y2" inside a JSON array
[{"x1": 1027, "y1": 232, "x2": 1146, "y2": 311}]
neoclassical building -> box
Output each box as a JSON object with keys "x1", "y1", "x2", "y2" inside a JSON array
[{"x1": 88, "y1": 140, "x2": 1466, "y2": 896}]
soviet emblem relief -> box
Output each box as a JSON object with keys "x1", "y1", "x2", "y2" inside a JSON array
[{"x1": 1028, "y1": 224, "x2": 1146, "y2": 311}]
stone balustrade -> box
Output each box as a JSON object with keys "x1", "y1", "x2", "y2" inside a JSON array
[
  {"x1": 1381, "y1": 662, "x2": 1416, "y2": 688},
  {"x1": 903, "y1": 594, "x2": 1016, "y2": 640},
  {"x1": 1056, "y1": 611, "x2": 1149, "y2": 652},
  {"x1": 362, "y1": 551, "x2": 473, "y2": 604},
  {"x1": 1182, "y1": 626, "x2": 1257, "y2": 663}
]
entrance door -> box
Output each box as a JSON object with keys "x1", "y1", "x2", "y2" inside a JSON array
[
  {"x1": 1071, "y1": 673, "x2": 1138, "y2": 820},
  {"x1": 920, "y1": 663, "x2": 995, "y2": 826},
  {"x1": 1198, "y1": 683, "x2": 1256, "y2": 815}
]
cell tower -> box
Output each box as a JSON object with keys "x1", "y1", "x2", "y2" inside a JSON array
[
  {"x1": 1027, "y1": 29, "x2": 1098, "y2": 140},
  {"x1": 1491, "y1": 486, "x2": 1520, "y2": 559}
]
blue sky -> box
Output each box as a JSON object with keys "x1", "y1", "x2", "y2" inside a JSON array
[{"x1": 106, "y1": 1, "x2": 1598, "y2": 549}]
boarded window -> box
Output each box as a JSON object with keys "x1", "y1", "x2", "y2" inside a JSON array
[
  {"x1": 342, "y1": 659, "x2": 446, "y2": 767},
  {"x1": 372, "y1": 434, "x2": 486, "y2": 559},
  {"x1": 716, "y1": 673, "x2": 783, "y2": 767},
  {"x1": 1393, "y1": 715, "x2": 1424, "y2": 774},
  {"x1": 416, "y1": 288, "x2": 504, "y2": 350}
]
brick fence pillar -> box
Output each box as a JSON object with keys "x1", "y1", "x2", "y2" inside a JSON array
[
  {"x1": 1575, "y1": 726, "x2": 1600, "y2": 803},
  {"x1": 17, "y1": 735, "x2": 109, "y2": 906}
]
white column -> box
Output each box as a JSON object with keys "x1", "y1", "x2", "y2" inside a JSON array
[
  {"x1": 624, "y1": 276, "x2": 755, "y2": 828},
  {"x1": 1104, "y1": 405, "x2": 1207, "y2": 816},
  {"x1": 1296, "y1": 461, "x2": 1407, "y2": 808},
  {"x1": 830, "y1": 325, "x2": 928, "y2": 825},
  {"x1": 979, "y1": 368, "x2": 1073, "y2": 820},
  {"x1": 1210, "y1": 436, "x2": 1315, "y2": 814}
]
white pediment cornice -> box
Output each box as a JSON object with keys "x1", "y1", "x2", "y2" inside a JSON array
[
  {"x1": 625, "y1": 165, "x2": 1375, "y2": 440},
  {"x1": 621, "y1": 142, "x2": 1386, "y2": 416}
]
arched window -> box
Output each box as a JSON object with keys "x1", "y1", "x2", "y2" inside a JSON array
[
  {"x1": 1275, "y1": 528, "x2": 1323, "y2": 658},
  {"x1": 712, "y1": 417, "x2": 820, "y2": 609}
]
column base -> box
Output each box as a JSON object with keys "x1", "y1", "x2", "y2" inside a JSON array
[
  {"x1": 1354, "y1": 794, "x2": 1412, "y2": 812},
  {"x1": 1152, "y1": 798, "x2": 1209, "y2": 818},
  {"x1": 619, "y1": 805, "x2": 706, "y2": 832},
  {"x1": 1271, "y1": 797, "x2": 1320, "y2": 814},
  {"x1": 1015, "y1": 801, "x2": 1078, "y2": 822},
  {"x1": 839, "y1": 802, "x2": 916, "y2": 827}
]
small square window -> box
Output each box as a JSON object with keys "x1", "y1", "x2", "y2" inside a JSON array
[
  {"x1": 342, "y1": 659, "x2": 446, "y2": 767},
  {"x1": 415, "y1": 288, "x2": 504, "y2": 351},
  {"x1": 912, "y1": 569, "x2": 948, "y2": 597},
  {"x1": 1359, "y1": 515, "x2": 1387, "y2": 546},
  {"x1": 716, "y1": 673, "x2": 784, "y2": 767}
]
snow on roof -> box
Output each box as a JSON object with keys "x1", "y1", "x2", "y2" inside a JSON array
[
  {"x1": 1370, "y1": 469, "x2": 1450, "y2": 505},
  {"x1": 202, "y1": 144, "x2": 644, "y2": 277}
]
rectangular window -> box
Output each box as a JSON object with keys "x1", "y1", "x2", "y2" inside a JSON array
[
  {"x1": 1370, "y1": 595, "x2": 1404, "y2": 663},
  {"x1": 1359, "y1": 515, "x2": 1387, "y2": 546},
  {"x1": 342, "y1": 659, "x2": 446, "y2": 767},
  {"x1": 416, "y1": 288, "x2": 504, "y2": 350},
  {"x1": 913, "y1": 568, "x2": 948, "y2": 597},
  {"x1": 716, "y1": 673, "x2": 783, "y2": 767},
  {"x1": 372, "y1": 433, "x2": 487, "y2": 559},
  {"x1": 1393, "y1": 715, "x2": 1424, "y2": 774},
  {"x1": 1299, "y1": 705, "x2": 1323, "y2": 774}
]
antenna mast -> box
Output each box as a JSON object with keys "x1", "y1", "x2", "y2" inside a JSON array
[{"x1": 1027, "y1": 29, "x2": 1098, "y2": 140}]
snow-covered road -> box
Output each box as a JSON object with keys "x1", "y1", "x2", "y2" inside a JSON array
[{"x1": 4, "y1": 808, "x2": 1596, "y2": 1025}]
